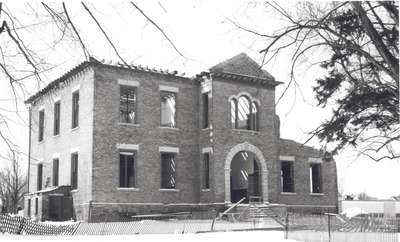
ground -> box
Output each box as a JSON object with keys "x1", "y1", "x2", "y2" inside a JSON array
[{"x1": 1, "y1": 231, "x2": 299, "y2": 242}]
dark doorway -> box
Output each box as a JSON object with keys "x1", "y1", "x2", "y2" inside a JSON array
[
  {"x1": 48, "y1": 195, "x2": 73, "y2": 221},
  {"x1": 230, "y1": 151, "x2": 261, "y2": 203}
]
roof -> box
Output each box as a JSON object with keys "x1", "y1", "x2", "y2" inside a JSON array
[
  {"x1": 209, "y1": 53, "x2": 280, "y2": 86},
  {"x1": 25, "y1": 57, "x2": 186, "y2": 104}
]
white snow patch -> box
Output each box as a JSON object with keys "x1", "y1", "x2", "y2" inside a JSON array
[
  {"x1": 0, "y1": 231, "x2": 300, "y2": 242},
  {"x1": 341, "y1": 207, "x2": 369, "y2": 218}
]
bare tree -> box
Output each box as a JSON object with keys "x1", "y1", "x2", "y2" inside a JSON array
[
  {"x1": 0, "y1": 153, "x2": 27, "y2": 214},
  {"x1": 231, "y1": 1, "x2": 399, "y2": 161}
]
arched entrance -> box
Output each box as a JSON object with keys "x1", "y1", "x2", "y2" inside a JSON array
[
  {"x1": 230, "y1": 151, "x2": 261, "y2": 203},
  {"x1": 224, "y1": 142, "x2": 268, "y2": 203}
]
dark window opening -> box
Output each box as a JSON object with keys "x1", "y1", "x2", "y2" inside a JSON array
[
  {"x1": 310, "y1": 163, "x2": 322, "y2": 193},
  {"x1": 202, "y1": 93, "x2": 209, "y2": 128},
  {"x1": 71, "y1": 153, "x2": 78, "y2": 190},
  {"x1": 52, "y1": 158, "x2": 59, "y2": 187},
  {"x1": 35, "y1": 198, "x2": 38, "y2": 215},
  {"x1": 161, "y1": 153, "x2": 176, "y2": 189},
  {"x1": 27, "y1": 199, "x2": 31, "y2": 217},
  {"x1": 251, "y1": 102, "x2": 259, "y2": 131},
  {"x1": 230, "y1": 99, "x2": 237, "y2": 129},
  {"x1": 119, "y1": 151, "x2": 136, "y2": 188},
  {"x1": 38, "y1": 110, "x2": 45, "y2": 142},
  {"x1": 72, "y1": 91, "x2": 79, "y2": 128},
  {"x1": 281, "y1": 161, "x2": 294, "y2": 193},
  {"x1": 202, "y1": 153, "x2": 210, "y2": 189},
  {"x1": 160, "y1": 92, "x2": 176, "y2": 128},
  {"x1": 37, "y1": 163, "x2": 43, "y2": 191},
  {"x1": 53, "y1": 101, "x2": 60, "y2": 135},
  {"x1": 119, "y1": 85, "x2": 137, "y2": 124}
]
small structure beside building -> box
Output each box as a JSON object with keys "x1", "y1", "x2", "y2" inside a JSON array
[{"x1": 341, "y1": 200, "x2": 400, "y2": 218}]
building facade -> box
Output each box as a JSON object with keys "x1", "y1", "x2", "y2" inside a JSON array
[{"x1": 24, "y1": 53, "x2": 338, "y2": 221}]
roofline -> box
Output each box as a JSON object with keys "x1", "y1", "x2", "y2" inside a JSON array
[
  {"x1": 209, "y1": 71, "x2": 282, "y2": 87},
  {"x1": 25, "y1": 58, "x2": 190, "y2": 105}
]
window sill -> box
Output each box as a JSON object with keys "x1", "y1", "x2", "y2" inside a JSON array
[
  {"x1": 118, "y1": 122, "x2": 139, "y2": 127},
  {"x1": 201, "y1": 127, "x2": 211, "y2": 131},
  {"x1": 310, "y1": 193, "x2": 324, "y2": 196},
  {"x1": 232, "y1": 129, "x2": 259, "y2": 134},
  {"x1": 159, "y1": 126, "x2": 179, "y2": 130},
  {"x1": 117, "y1": 187, "x2": 140, "y2": 191},
  {"x1": 281, "y1": 192, "x2": 297, "y2": 195},
  {"x1": 53, "y1": 134, "x2": 60, "y2": 138},
  {"x1": 159, "y1": 188, "x2": 180, "y2": 192},
  {"x1": 202, "y1": 189, "x2": 211, "y2": 192},
  {"x1": 38, "y1": 140, "x2": 44, "y2": 144},
  {"x1": 71, "y1": 189, "x2": 78, "y2": 193},
  {"x1": 71, "y1": 126, "x2": 79, "y2": 132}
]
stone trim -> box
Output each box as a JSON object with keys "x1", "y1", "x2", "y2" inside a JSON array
[
  {"x1": 224, "y1": 142, "x2": 268, "y2": 203},
  {"x1": 228, "y1": 92, "x2": 260, "y2": 106},
  {"x1": 38, "y1": 106, "x2": 45, "y2": 111},
  {"x1": 201, "y1": 147, "x2": 213, "y2": 154},
  {"x1": 53, "y1": 96, "x2": 61, "y2": 102},
  {"x1": 159, "y1": 85, "x2": 179, "y2": 93},
  {"x1": 159, "y1": 146, "x2": 179, "y2": 153},
  {"x1": 70, "y1": 147, "x2": 79, "y2": 153},
  {"x1": 71, "y1": 85, "x2": 80, "y2": 93},
  {"x1": 280, "y1": 156, "x2": 295, "y2": 161},
  {"x1": 118, "y1": 79, "x2": 140, "y2": 87},
  {"x1": 117, "y1": 143, "x2": 139, "y2": 150},
  {"x1": 308, "y1": 157, "x2": 322, "y2": 163},
  {"x1": 52, "y1": 153, "x2": 60, "y2": 159}
]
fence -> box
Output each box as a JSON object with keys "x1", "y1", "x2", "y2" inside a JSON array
[
  {"x1": 286, "y1": 212, "x2": 400, "y2": 242},
  {"x1": 0, "y1": 214, "x2": 78, "y2": 235}
]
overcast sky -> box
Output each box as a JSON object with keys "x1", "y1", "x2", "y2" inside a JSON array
[{"x1": 1, "y1": 1, "x2": 399, "y2": 199}]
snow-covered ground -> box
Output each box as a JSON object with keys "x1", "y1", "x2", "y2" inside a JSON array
[{"x1": 0, "y1": 231, "x2": 299, "y2": 242}]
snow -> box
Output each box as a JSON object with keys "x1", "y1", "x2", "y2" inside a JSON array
[
  {"x1": 0, "y1": 231, "x2": 300, "y2": 242},
  {"x1": 340, "y1": 207, "x2": 369, "y2": 218},
  {"x1": 41, "y1": 220, "x2": 80, "y2": 226}
]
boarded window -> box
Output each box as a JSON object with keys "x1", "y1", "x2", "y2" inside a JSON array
[
  {"x1": 119, "y1": 86, "x2": 137, "y2": 123},
  {"x1": 72, "y1": 91, "x2": 79, "y2": 128},
  {"x1": 119, "y1": 151, "x2": 136, "y2": 188},
  {"x1": 53, "y1": 101, "x2": 60, "y2": 135},
  {"x1": 52, "y1": 158, "x2": 59, "y2": 186},
  {"x1": 160, "y1": 92, "x2": 176, "y2": 128},
  {"x1": 71, "y1": 153, "x2": 78, "y2": 190},
  {"x1": 281, "y1": 161, "x2": 294, "y2": 193},
  {"x1": 161, "y1": 153, "x2": 176, "y2": 189},
  {"x1": 38, "y1": 110, "x2": 45, "y2": 142},
  {"x1": 37, "y1": 163, "x2": 43, "y2": 191},
  {"x1": 202, "y1": 93, "x2": 209, "y2": 128},
  {"x1": 310, "y1": 163, "x2": 322, "y2": 193},
  {"x1": 202, "y1": 153, "x2": 210, "y2": 189}
]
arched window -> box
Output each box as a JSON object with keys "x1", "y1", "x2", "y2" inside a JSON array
[
  {"x1": 231, "y1": 99, "x2": 237, "y2": 128},
  {"x1": 237, "y1": 96, "x2": 251, "y2": 129},
  {"x1": 251, "y1": 101, "x2": 259, "y2": 131},
  {"x1": 230, "y1": 95, "x2": 260, "y2": 131}
]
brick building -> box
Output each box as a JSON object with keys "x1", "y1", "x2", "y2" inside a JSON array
[{"x1": 24, "y1": 53, "x2": 338, "y2": 221}]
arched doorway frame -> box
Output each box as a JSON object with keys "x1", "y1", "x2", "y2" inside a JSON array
[{"x1": 224, "y1": 142, "x2": 268, "y2": 203}]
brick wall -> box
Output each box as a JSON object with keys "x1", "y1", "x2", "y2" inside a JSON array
[{"x1": 28, "y1": 67, "x2": 94, "y2": 220}]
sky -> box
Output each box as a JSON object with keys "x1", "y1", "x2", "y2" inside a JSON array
[{"x1": 1, "y1": 0, "x2": 399, "y2": 199}]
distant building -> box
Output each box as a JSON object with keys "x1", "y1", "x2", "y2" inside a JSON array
[
  {"x1": 24, "y1": 53, "x2": 338, "y2": 221},
  {"x1": 341, "y1": 200, "x2": 400, "y2": 217}
]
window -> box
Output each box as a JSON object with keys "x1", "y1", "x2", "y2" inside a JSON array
[
  {"x1": 52, "y1": 158, "x2": 59, "y2": 186},
  {"x1": 38, "y1": 110, "x2": 45, "y2": 142},
  {"x1": 37, "y1": 163, "x2": 43, "y2": 191},
  {"x1": 202, "y1": 93, "x2": 209, "y2": 128},
  {"x1": 310, "y1": 163, "x2": 322, "y2": 193},
  {"x1": 72, "y1": 91, "x2": 79, "y2": 128},
  {"x1": 230, "y1": 99, "x2": 237, "y2": 129},
  {"x1": 27, "y1": 199, "x2": 31, "y2": 217},
  {"x1": 251, "y1": 102, "x2": 259, "y2": 131},
  {"x1": 161, "y1": 153, "x2": 176, "y2": 189},
  {"x1": 119, "y1": 151, "x2": 136, "y2": 188},
  {"x1": 160, "y1": 91, "x2": 176, "y2": 128},
  {"x1": 281, "y1": 161, "x2": 294, "y2": 193},
  {"x1": 202, "y1": 153, "x2": 210, "y2": 189},
  {"x1": 230, "y1": 95, "x2": 259, "y2": 131},
  {"x1": 35, "y1": 198, "x2": 38, "y2": 215},
  {"x1": 71, "y1": 153, "x2": 78, "y2": 190},
  {"x1": 120, "y1": 85, "x2": 137, "y2": 123},
  {"x1": 53, "y1": 101, "x2": 60, "y2": 135}
]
